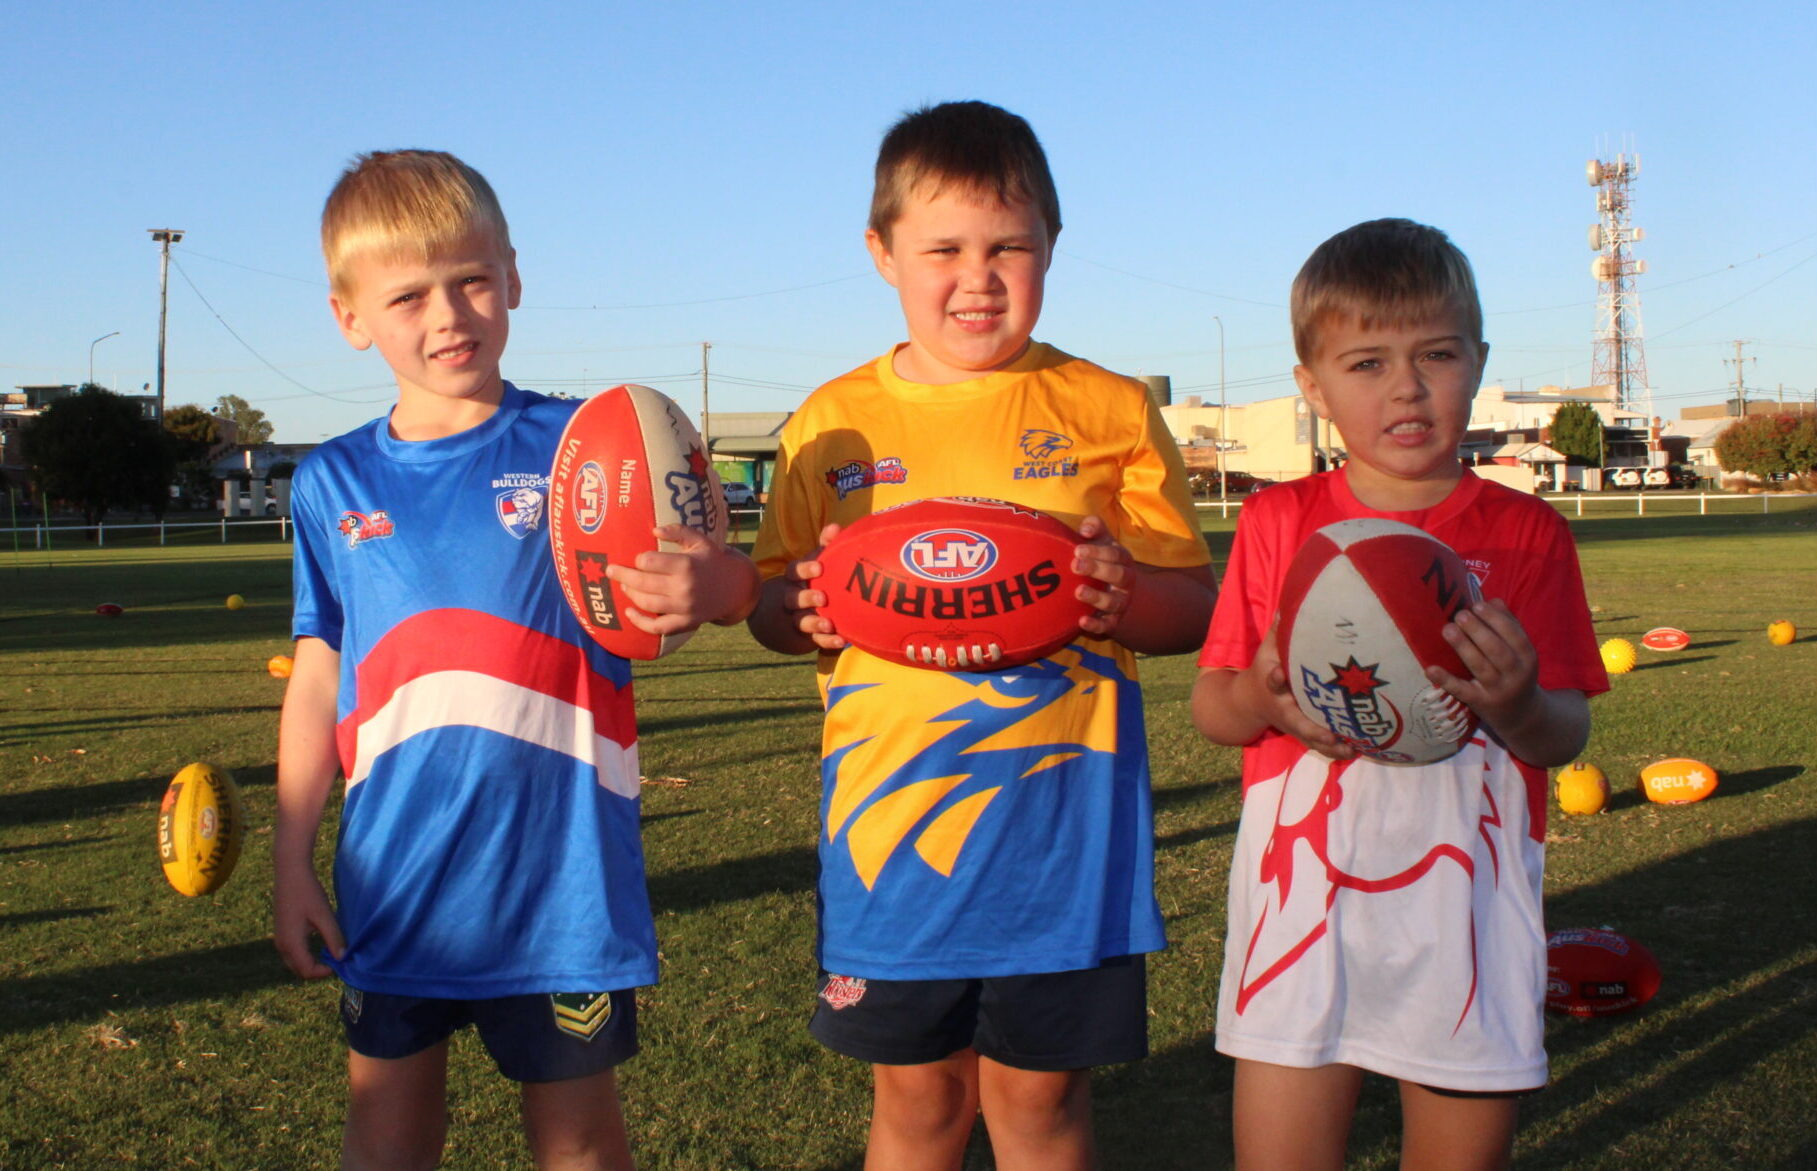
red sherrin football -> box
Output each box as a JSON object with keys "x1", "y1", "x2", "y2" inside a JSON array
[
  {"x1": 1640, "y1": 626, "x2": 1691, "y2": 651},
  {"x1": 548, "y1": 385, "x2": 726, "y2": 660},
  {"x1": 1545, "y1": 927, "x2": 1662, "y2": 1017},
  {"x1": 1277, "y1": 518, "x2": 1481, "y2": 765},
  {"x1": 815, "y1": 497, "x2": 1092, "y2": 671}
]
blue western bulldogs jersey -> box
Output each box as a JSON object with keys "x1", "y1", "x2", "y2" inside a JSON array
[{"x1": 291, "y1": 383, "x2": 656, "y2": 997}]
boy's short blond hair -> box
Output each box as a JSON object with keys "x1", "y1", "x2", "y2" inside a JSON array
[
  {"x1": 1291, "y1": 218, "x2": 1483, "y2": 363},
  {"x1": 869, "y1": 101, "x2": 1061, "y2": 246},
  {"x1": 321, "y1": 150, "x2": 510, "y2": 297}
]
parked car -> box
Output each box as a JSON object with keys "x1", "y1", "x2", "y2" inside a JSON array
[
  {"x1": 225, "y1": 490, "x2": 277, "y2": 516},
  {"x1": 722, "y1": 482, "x2": 760, "y2": 508}
]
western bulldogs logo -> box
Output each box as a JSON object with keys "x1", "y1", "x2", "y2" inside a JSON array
[
  {"x1": 826, "y1": 457, "x2": 908, "y2": 500},
  {"x1": 819, "y1": 974, "x2": 868, "y2": 1011},
  {"x1": 337, "y1": 510, "x2": 395, "y2": 550},
  {"x1": 495, "y1": 486, "x2": 546, "y2": 539},
  {"x1": 573, "y1": 462, "x2": 608, "y2": 534},
  {"x1": 1014, "y1": 428, "x2": 1079, "y2": 481},
  {"x1": 902, "y1": 528, "x2": 998, "y2": 582}
]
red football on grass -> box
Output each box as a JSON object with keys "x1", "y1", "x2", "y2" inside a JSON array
[
  {"x1": 1277, "y1": 519, "x2": 1481, "y2": 765},
  {"x1": 815, "y1": 497, "x2": 1092, "y2": 671},
  {"x1": 1545, "y1": 927, "x2": 1662, "y2": 1017},
  {"x1": 1640, "y1": 626, "x2": 1691, "y2": 651},
  {"x1": 548, "y1": 385, "x2": 726, "y2": 660},
  {"x1": 95, "y1": 602, "x2": 123, "y2": 617}
]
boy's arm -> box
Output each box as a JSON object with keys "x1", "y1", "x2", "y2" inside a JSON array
[
  {"x1": 272, "y1": 636, "x2": 346, "y2": 980},
  {"x1": 606, "y1": 523, "x2": 762, "y2": 632},
  {"x1": 1430, "y1": 597, "x2": 1591, "y2": 767},
  {"x1": 1071, "y1": 514, "x2": 1216, "y2": 656},
  {"x1": 1192, "y1": 630, "x2": 1355, "y2": 757},
  {"x1": 746, "y1": 523, "x2": 847, "y2": 656}
]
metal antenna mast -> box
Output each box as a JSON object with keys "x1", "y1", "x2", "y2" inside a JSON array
[{"x1": 1585, "y1": 151, "x2": 1650, "y2": 422}]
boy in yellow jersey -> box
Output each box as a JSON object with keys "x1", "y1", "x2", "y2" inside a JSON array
[{"x1": 748, "y1": 101, "x2": 1216, "y2": 1170}]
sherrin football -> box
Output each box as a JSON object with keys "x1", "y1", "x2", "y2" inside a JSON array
[
  {"x1": 1545, "y1": 927, "x2": 1661, "y2": 1017},
  {"x1": 1276, "y1": 518, "x2": 1481, "y2": 765},
  {"x1": 1640, "y1": 626, "x2": 1690, "y2": 651},
  {"x1": 157, "y1": 761, "x2": 247, "y2": 897},
  {"x1": 548, "y1": 385, "x2": 726, "y2": 660},
  {"x1": 814, "y1": 497, "x2": 1093, "y2": 671},
  {"x1": 1639, "y1": 757, "x2": 1718, "y2": 805}
]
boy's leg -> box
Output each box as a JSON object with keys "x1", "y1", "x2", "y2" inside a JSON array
[
  {"x1": 470, "y1": 990, "x2": 639, "y2": 1171},
  {"x1": 1397, "y1": 1081, "x2": 1520, "y2": 1171},
  {"x1": 975, "y1": 1059, "x2": 1094, "y2": 1171},
  {"x1": 1231, "y1": 1058, "x2": 1362, "y2": 1171},
  {"x1": 344, "y1": 1042, "x2": 451, "y2": 1171},
  {"x1": 520, "y1": 1069, "x2": 634, "y2": 1171},
  {"x1": 867, "y1": 1049, "x2": 979, "y2": 1171}
]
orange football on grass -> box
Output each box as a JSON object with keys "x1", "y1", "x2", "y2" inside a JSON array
[
  {"x1": 1640, "y1": 757, "x2": 1718, "y2": 805},
  {"x1": 266, "y1": 655, "x2": 295, "y2": 679},
  {"x1": 1767, "y1": 620, "x2": 1796, "y2": 646}
]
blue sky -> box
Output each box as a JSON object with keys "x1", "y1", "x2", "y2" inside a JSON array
[{"x1": 6, "y1": 1, "x2": 1813, "y2": 442}]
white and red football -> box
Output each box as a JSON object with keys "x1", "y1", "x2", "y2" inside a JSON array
[
  {"x1": 1640, "y1": 626, "x2": 1691, "y2": 652},
  {"x1": 1545, "y1": 927, "x2": 1662, "y2": 1017},
  {"x1": 1276, "y1": 518, "x2": 1481, "y2": 765},
  {"x1": 548, "y1": 384, "x2": 726, "y2": 660},
  {"x1": 815, "y1": 497, "x2": 1092, "y2": 671}
]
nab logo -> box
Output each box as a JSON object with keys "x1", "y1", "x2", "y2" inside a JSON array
[
  {"x1": 573, "y1": 462, "x2": 607, "y2": 534},
  {"x1": 902, "y1": 528, "x2": 997, "y2": 582}
]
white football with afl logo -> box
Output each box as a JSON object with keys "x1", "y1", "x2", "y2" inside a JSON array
[
  {"x1": 548, "y1": 385, "x2": 727, "y2": 660},
  {"x1": 1276, "y1": 518, "x2": 1482, "y2": 765}
]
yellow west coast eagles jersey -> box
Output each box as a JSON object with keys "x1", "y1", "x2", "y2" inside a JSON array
[{"x1": 754, "y1": 343, "x2": 1208, "y2": 979}]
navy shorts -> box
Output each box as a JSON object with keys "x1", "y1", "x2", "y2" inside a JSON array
[
  {"x1": 808, "y1": 955, "x2": 1147, "y2": 1071},
  {"x1": 341, "y1": 986, "x2": 638, "y2": 1083}
]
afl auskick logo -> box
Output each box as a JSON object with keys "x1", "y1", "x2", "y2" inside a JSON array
[
  {"x1": 902, "y1": 529, "x2": 998, "y2": 582},
  {"x1": 573, "y1": 461, "x2": 607, "y2": 534}
]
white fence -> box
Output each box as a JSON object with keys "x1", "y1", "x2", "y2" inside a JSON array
[
  {"x1": 0, "y1": 516, "x2": 292, "y2": 549},
  {"x1": 1195, "y1": 491, "x2": 1814, "y2": 521}
]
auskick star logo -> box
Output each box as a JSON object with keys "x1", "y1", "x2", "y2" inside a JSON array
[
  {"x1": 337, "y1": 510, "x2": 395, "y2": 550},
  {"x1": 825, "y1": 457, "x2": 908, "y2": 500},
  {"x1": 1299, "y1": 656, "x2": 1401, "y2": 750}
]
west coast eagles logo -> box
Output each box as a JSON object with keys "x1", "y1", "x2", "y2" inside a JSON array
[
  {"x1": 1014, "y1": 429, "x2": 1078, "y2": 481},
  {"x1": 825, "y1": 457, "x2": 908, "y2": 500},
  {"x1": 337, "y1": 510, "x2": 395, "y2": 550}
]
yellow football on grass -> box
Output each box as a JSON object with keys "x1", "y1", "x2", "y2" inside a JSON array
[
  {"x1": 158, "y1": 762, "x2": 247, "y2": 896},
  {"x1": 1599, "y1": 638, "x2": 1637, "y2": 675},
  {"x1": 1556, "y1": 762, "x2": 1610, "y2": 815},
  {"x1": 266, "y1": 654, "x2": 294, "y2": 679},
  {"x1": 226, "y1": 594, "x2": 245, "y2": 610},
  {"x1": 1767, "y1": 620, "x2": 1796, "y2": 646}
]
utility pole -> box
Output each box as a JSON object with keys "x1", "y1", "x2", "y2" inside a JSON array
[
  {"x1": 1723, "y1": 340, "x2": 1753, "y2": 417},
  {"x1": 700, "y1": 341, "x2": 712, "y2": 447},
  {"x1": 149, "y1": 229, "x2": 185, "y2": 423},
  {"x1": 1212, "y1": 315, "x2": 1227, "y2": 508}
]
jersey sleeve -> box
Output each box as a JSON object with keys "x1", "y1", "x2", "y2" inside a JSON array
[
  {"x1": 1111, "y1": 397, "x2": 1211, "y2": 569},
  {"x1": 1198, "y1": 492, "x2": 1289, "y2": 671},
  {"x1": 289, "y1": 463, "x2": 344, "y2": 650},
  {"x1": 1504, "y1": 507, "x2": 1608, "y2": 698},
  {"x1": 751, "y1": 410, "x2": 830, "y2": 582}
]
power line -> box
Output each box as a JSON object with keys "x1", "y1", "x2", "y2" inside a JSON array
[{"x1": 169, "y1": 257, "x2": 369, "y2": 403}]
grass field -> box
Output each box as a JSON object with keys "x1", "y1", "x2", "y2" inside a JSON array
[{"x1": 3, "y1": 502, "x2": 1815, "y2": 1169}]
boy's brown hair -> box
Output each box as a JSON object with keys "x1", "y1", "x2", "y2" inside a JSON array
[
  {"x1": 321, "y1": 150, "x2": 511, "y2": 297},
  {"x1": 1291, "y1": 218, "x2": 1483, "y2": 363},
  {"x1": 869, "y1": 101, "x2": 1061, "y2": 245}
]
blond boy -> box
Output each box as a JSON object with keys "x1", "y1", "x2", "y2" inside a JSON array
[
  {"x1": 1192, "y1": 219, "x2": 1607, "y2": 1170},
  {"x1": 273, "y1": 150, "x2": 755, "y2": 1170}
]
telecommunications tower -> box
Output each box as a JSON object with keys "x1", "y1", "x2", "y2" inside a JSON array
[{"x1": 1585, "y1": 152, "x2": 1650, "y2": 420}]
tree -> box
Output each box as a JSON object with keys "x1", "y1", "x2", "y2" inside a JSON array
[
  {"x1": 163, "y1": 403, "x2": 222, "y2": 460},
  {"x1": 1714, "y1": 414, "x2": 1817, "y2": 480},
  {"x1": 215, "y1": 394, "x2": 274, "y2": 444},
  {"x1": 23, "y1": 385, "x2": 175, "y2": 525},
  {"x1": 1548, "y1": 402, "x2": 1605, "y2": 467}
]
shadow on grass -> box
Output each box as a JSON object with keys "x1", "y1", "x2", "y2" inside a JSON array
[
  {"x1": 0, "y1": 764, "x2": 274, "y2": 828},
  {"x1": 647, "y1": 845, "x2": 820, "y2": 913},
  {"x1": 0, "y1": 835, "x2": 111, "y2": 856},
  {"x1": 0, "y1": 939, "x2": 288, "y2": 1037},
  {"x1": 0, "y1": 906, "x2": 111, "y2": 929}
]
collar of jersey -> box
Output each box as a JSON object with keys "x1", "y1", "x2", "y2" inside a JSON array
[
  {"x1": 1329, "y1": 465, "x2": 1486, "y2": 528},
  {"x1": 874, "y1": 341, "x2": 1069, "y2": 402},
  {"x1": 374, "y1": 382, "x2": 526, "y2": 463}
]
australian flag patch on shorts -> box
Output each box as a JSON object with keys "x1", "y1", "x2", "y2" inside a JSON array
[{"x1": 550, "y1": 992, "x2": 613, "y2": 1040}]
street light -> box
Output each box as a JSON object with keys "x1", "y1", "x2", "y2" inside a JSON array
[
  {"x1": 1212, "y1": 315, "x2": 1227, "y2": 508},
  {"x1": 88, "y1": 331, "x2": 120, "y2": 388}
]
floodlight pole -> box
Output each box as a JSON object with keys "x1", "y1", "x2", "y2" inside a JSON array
[
  {"x1": 1213, "y1": 315, "x2": 1227, "y2": 507},
  {"x1": 149, "y1": 229, "x2": 185, "y2": 423},
  {"x1": 88, "y1": 330, "x2": 120, "y2": 388}
]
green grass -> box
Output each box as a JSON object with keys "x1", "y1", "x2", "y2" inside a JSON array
[{"x1": 3, "y1": 502, "x2": 1815, "y2": 1169}]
